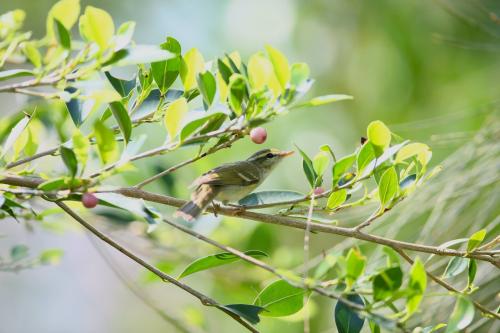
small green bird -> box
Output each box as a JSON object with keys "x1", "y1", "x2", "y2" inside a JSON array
[{"x1": 175, "y1": 148, "x2": 294, "y2": 221}]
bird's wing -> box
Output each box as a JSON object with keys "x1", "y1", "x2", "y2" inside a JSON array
[{"x1": 191, "y1": 161, "x2": 261, "y2": 187}]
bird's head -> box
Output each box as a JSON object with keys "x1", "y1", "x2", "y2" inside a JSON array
[{"x1": 246, "y1": 148, "x2": 294, "y2": 173}]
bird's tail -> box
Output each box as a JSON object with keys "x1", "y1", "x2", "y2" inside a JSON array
[{"x1": 174, "y1": 185, "x2": 219, "y2": 221}]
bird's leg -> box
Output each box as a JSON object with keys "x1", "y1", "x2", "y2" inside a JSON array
[{"x1": 211, "y1": 201, "x2": 220, "y2": 217}]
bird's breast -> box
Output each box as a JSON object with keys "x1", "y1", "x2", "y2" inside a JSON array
[{"x1": 215, "y1": 183, "x2": 260, "y2": 204}]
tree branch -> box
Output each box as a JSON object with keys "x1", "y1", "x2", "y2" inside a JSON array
[
  {"x1": 0, "y1": 174, "x2": 496, "y2": 265},
  {"x1": 391, "y1": 247, "x2": 500, "y2": 320},
  {"x1": 52, "y1": 201, "x2": 259, "y2": 333}
]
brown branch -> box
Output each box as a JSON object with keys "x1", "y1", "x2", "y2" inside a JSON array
[
  {"x1": 53, "y1": 201, "x2": 259, "y2": 333},
  {"x1": 87, "y1": 234, "x2": 201, "y2": 333},
  {"x1": 114, "y1": 187, "x2": 499, "y2": 265},
  {"x1": 392, "y1": 247, "x2": 500, "y2": 320},
  {"x1": 1, "y1": 175, "x2": 498, "y2": 265},
  {"x1": 159, "y1": 217, "x2": 405, "y2": 329}
]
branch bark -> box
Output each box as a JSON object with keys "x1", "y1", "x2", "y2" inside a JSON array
[{"x1": 53, "y1": 201, "x2": 259, "y2": 333}]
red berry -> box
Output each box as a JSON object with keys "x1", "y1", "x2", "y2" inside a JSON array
[
  {"x1": 313, "y1": 187, "x2": 325, "y2": 196},
  {"x1": 82, "y1": 193, "x2": 98, "y2": 208},
  {"x1": 250, "y1": 127, "x2": 267, "y2": 144}
]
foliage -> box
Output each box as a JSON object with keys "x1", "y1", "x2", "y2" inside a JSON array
[{"x1": 0, "y1": 2, "x2": 498, "y2": 333}]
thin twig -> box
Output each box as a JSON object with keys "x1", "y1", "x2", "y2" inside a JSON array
[
  {"x1": 303, "y1": 191, "x2": 315, "y2": 333},
  {"x1": 1, "y1": 174, "x2": 496, "y2": 265},
  {"x1": 160, "y1": 217, "x2": 407, "y2": 330},
  {"x1": 53, "y1": 201, "x2": 259, "y2": 333},
  {"x1": 86, "y1": 234, "x2": 201, "y2": 333},
  {"x1": 134, "y1": 133, "x2": 241, "y2": 189},
  {"x1": 392, "y1": 247, "x2": 500, "y2": 320}
]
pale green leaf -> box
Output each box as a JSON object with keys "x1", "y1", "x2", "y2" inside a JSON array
[
  {"x1": 180, "y1": 48, "x2": 205, "y2": 91},
  {"x1": 79, "y1": 6, "x2": 115, "y2": 50},
  {"x1": 164, "y1": 97, "x2": 188, "y2": 140},
  {"x1": 265, "y1": 45, "x2": 290, "y2": 91},
  {"x1": 313, "y1": 151, "x2": 330, "y2": 177},
  {"x1": 327, "y1": 189, "x2": 347, "y2": 210},
  {"x1": 93, "y1": 120, "x2": 118, "y2": 164},
  {"x1": 466, "y1": 229, "x2": 486, "y2": 253},
  {"x1": 378, "y1": 167, "x2": 398, "y2": 207}
]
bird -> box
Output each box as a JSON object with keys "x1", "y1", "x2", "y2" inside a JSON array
[{"x1": 174, "y1": 148, "x2": 294, "y2": 221}]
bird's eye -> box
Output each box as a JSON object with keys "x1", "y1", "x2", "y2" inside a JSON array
[{"x1": 266, "y1": 153, "x2": 274, "y2": 159}]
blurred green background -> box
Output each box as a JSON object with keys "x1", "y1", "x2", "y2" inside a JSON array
[{"x1": 1, "y1": 1, "x2": 499, "y2": 332}]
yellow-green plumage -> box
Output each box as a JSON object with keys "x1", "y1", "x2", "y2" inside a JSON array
[{"x1": 175, "y1": 148, "x2": 293, "y2": 221}]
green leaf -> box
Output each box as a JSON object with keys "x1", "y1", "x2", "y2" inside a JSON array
[
  {"x1": 64, "y1": 86, "x2": 82, "y2": 127},
  {"x1": 290, "y1": 63, "x2": 310, "y2": 87},
  {"x1": 37, "y1": 177, "x2": 68, "y2": 191},
  {"x1": 178, "y1": 250, "x2": 267, "y2": 279},
  {"x1": 356, "y1": 142, "x2": 375, "y2": 174},
  {"x1": 179, "y1": 112, "x2": 227, "y2": 142},
  {"x1": 346, "y1": 248, "x2": 366, "y2": 283},
  {"x1": 265, "y1": 45, "x2": 290, "y2": 91},
  {"x1": 93, "y1": 120, "x2": 118, "y2": 164},
  {"x1": 0, "y1": 69, "x2": 33, "y2": 81},
  {"x1": 196, "y1": 71, "x2": 216, "y2": 109},
  {"x1": 10, "y1": 245, "x2": 29, "y2": 261},
  {"x1": 180, "y1": 48, "x2": 205, "y2": 91},
  {"x1": 21, "y1": 42, "x2": 42, "y2": 68},
  {"x1": 0, "y1": 115, "x2": 30, "y2": 159},
  {"x1": 114, "y1": 21, "x2": 135, "y2": 50},
  {"x1": 443, "y1": 257, "x2": 468, "y2": 279},
  {"x1": 228, "y1": 74, "x2": 247, "y2": 115},
  {"x1": 164, "y1": 97, "x2": 188, "y2": 140},
  {"x1": 360, "y1": 141, "x2": 408, "y2": 178},
  {"x1": 39, "y1": 249, "x2": 64, "y2": 265},
  {"x1": 395, "y1": 143, "x2": 431, "y2": 164},
  {"x1": 109, "y1": 101, "x2": 132, "y2": 144},
  {"x1": 238, "y1": 191, "x2": 304, "y2": 206},
  {"x1": 406, "y1": 257, "x2": 427, "y2": 318},
  {"x1": 79, "y1": 6, "x2": 115, "y2": 50},
  {"x1": 367, "y1": 120, "x2": 391, "y2": 155},
  {"x1": 297, "y1": 94, "x2": 353, "y2": 107},
  {"x1": 103, "y1": 45, "x2": 175, "y2": 67},
  {"x1": 334, "y1": 294, "x2": 365, "y2": 333},
  {"x1": 373, "y1": 266, "x2": 403, "y2": 301},
  {"x1": 332, "y1": 154, "x2": 356, "y2": 186},
  {"x1": 104, "y1": 72, "x2": 136, "y2": 97},
  {"x1": 221, "y1": 304, "x2": 264, "y2": 325},
  {"x1": 247, "y1": 53, "x2": 275, "y2": 91},
  {"x1": 151, "y1": 56, "x2": 181, "y2": 94},
  {"x1": 217, "y1": 58, "x2": 233, "y2": 84},
  {"x1": 295, "y1": 145, "x2": 317, "y2": 188},
  {"x1": 327, "y1": 189, "x2": 347, "y2": 210},
  {"x1": 313, "y1": 151, "x2": 330, "y2": 178},
  {"x1": 54, "y1": 19, "x2": 71, "y2": 49},
  {"x1": 46, "y1": 0, "x2": 80, "y2": 40},
  {"x1": 466, "y1": 229, "x2": 486, "y2": 253},
  {"x1": 60, "y1": 146, "x2": 78, "y2": 178},
  {"x1": 382, "y1": 247, "x2": 400, "y2": 267},
  {"x1": 467, "y1": 259, "x2": 477, "y2": 288},
  {"x1": 72, "y1": 129, "x2": 89, "y2": 170},
  {"x1": 445, "y1": 296, "x2": 474, "y2": 333},
  {"x1": 378, "y1": 167, "x2": 398, "y2": 208},
  {"x1": 254, "y1": 279, "x2": 307, "y2": 317}
]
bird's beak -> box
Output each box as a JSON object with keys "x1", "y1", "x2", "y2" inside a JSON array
[{"x1": 278, "y1": 150, "x2": 295, "y2": 157}]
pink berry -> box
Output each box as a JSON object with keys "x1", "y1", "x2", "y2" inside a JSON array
[
  {"x1": 250, "y1": 127, "x2": 267, "y2": 144},
  {"x1": 82, "y1": 193, "x2": 98, "y2": 208},
  {"x1": 313, "y1": 187, "x2": 325, "y2": 196}
]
